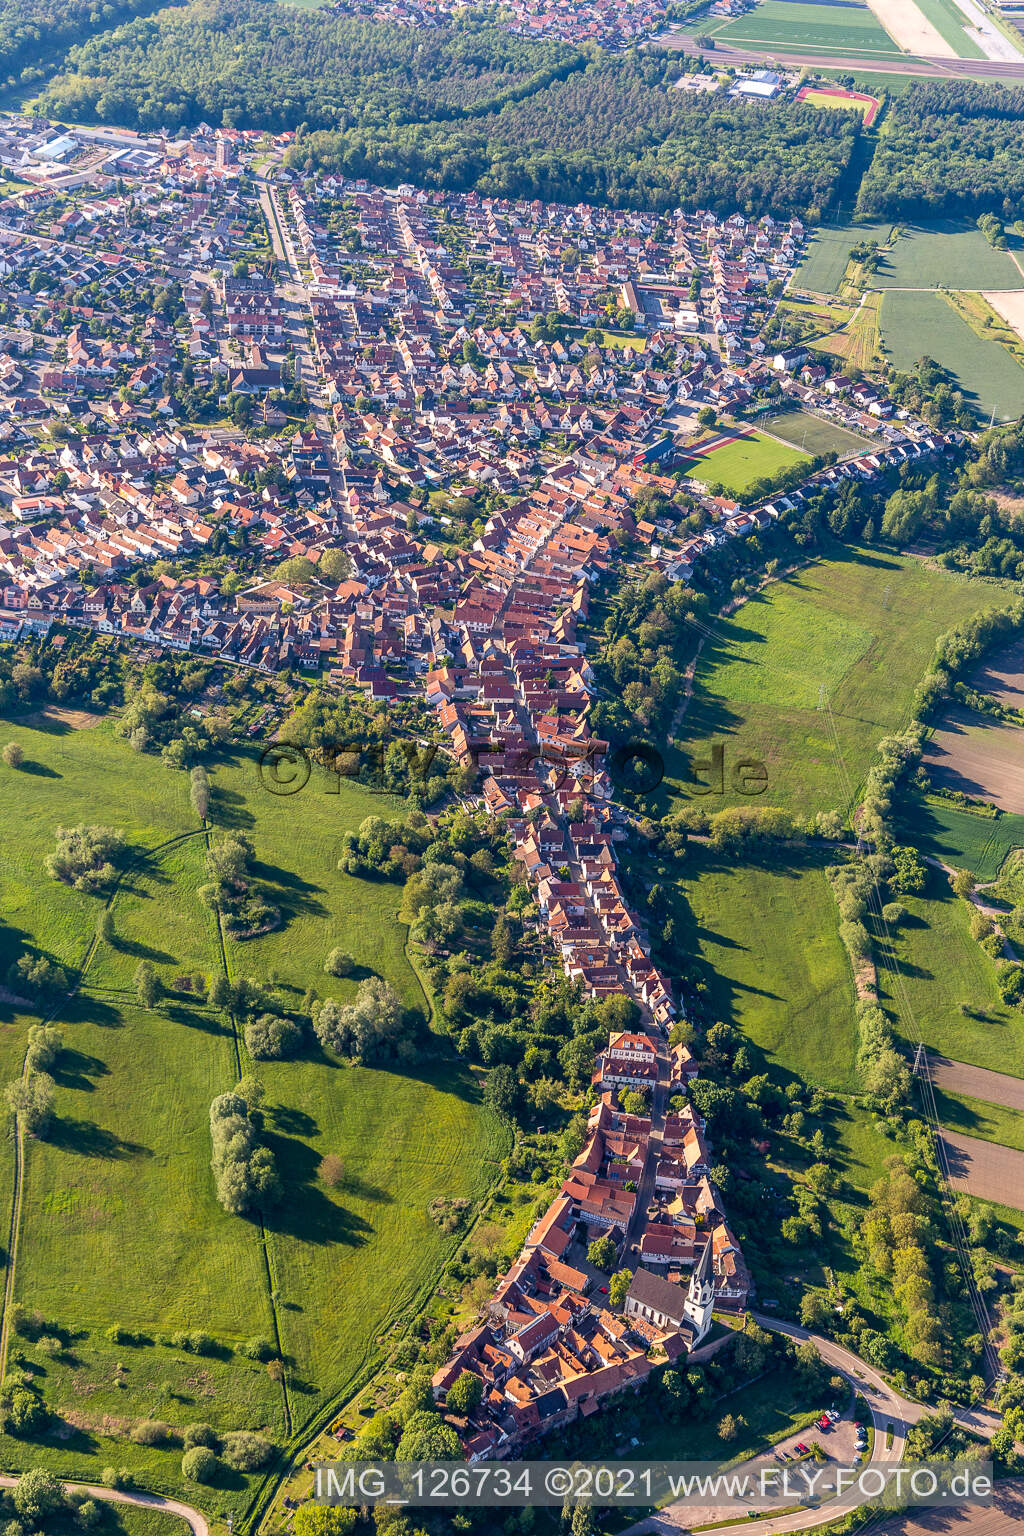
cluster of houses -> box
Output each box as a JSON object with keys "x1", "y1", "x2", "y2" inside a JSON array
[
  {"x1": 326, "y1": 0, "x2": 672, "y2": 49},
  {"x1": 0, "y1": 134, "x2": 953, "y2": 1458}
]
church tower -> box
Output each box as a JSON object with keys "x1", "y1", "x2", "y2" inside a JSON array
[{"x1": 683, "y1": 1236, "x2": 715, "y2": 1344}]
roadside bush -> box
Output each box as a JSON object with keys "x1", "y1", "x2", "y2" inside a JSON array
[{"x1": 181, "y1": 1446, "x2": 219, "y2": 1484}]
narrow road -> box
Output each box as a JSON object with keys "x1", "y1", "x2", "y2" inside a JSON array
[
  {"x1": 630, "y1": 1316, "x2": 1001, "y2": 1536},
  {"x1": 0, "y1": 1476, "x2": 207, "y2": 1536}
]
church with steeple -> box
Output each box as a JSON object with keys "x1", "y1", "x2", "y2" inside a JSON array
[{"x1": 623, "y1": 1237, "x2": 716, "y2": 1349}]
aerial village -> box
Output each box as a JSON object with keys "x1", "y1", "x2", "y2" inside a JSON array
[{"x1": 0, "y1": 112, "x2": 953, "y2": 1454}]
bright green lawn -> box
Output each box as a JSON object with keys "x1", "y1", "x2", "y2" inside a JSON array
[
  {"x1": 709, "y1": 0, "x2": 903, "y2": 55},
  {"x1": 671, "y1": 546, "x2": 1008, "y2": 821},
  {"x1": 763, "y1": 408, "x2": 871, "y2": 458},
  {"x1": 0, "y1": 712, "x2": 507, "y2": 1511},
  {"x1": 880, "y1": 290, "x2": 1024, "y2": 422},
  {"x1": 875, "y1": 865, "x2": 1024, "y2": 1077},
  {"x1": 670, "y1": 847, "x2": 858, "y2": 1092},
  {"x1": 633, "y1": 1366, "x2": 824, "y2": 1467},
  {"x1": 680, "y1": 431, "x2": 810, "y2": 496}
]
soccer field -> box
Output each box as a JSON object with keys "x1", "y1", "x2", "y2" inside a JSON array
[
  {"x1": 679, "y1": 430, "x2": 810, "y2": 495},
  {"x1": 763, "y1": 407, "x2": 872, "y2": 457}
]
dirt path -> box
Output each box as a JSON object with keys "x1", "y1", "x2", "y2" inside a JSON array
[{"x1": 0, "y1": 1476, "x2": 207, "y2": 1536}]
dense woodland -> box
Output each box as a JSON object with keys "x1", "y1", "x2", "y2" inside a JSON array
[
  {"x1": 0, "y1": 0, "x2": 170, "y2": 90},
  {"x1": 858, "y1": 81, "x2": 1024, "y2": 217},
  {"x1": 35, "y1": 1, "x2": 580, "y2": 132}
]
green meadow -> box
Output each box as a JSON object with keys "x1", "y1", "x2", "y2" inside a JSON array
[
  {"x1": 0, "y1": 711, "x2": 506, "y2": 1514},
  {"x1": 670, "y1": 547, "x2": 1008, "y2": 822}
]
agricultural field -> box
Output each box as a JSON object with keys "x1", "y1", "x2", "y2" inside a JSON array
[
  {"x1": 875, "y1": 865, "x2": 1024, "y2": 1078},
  {"x1": 922, "y1": 705, "x2": 1024, "y2": 814},
  {"x1": 762, "y1": 407, "x2": 871, "y2": 457},
  {"x1": 931, "y1": 1085, "x2": 1024, "y2": 1153},
  {"x1": 678, "y1": 430, "x2": 810, "y2": 494},
  {"x1": 707, "y1": 0, "x2": 904, "y2": 55},
  {"x1": 896, "y1": 792, "x2": 1024, "y2": 879},
  {"x1": 910, "y1": 0, "x2": 986, "y2": 56},
  {"x1": 0, "y1": 710, "x2": 506, "y2": 1513},
  {"x1": 669, "y1": 847, "x2": 859, "y2": 1093},
  {"x1": 871, "y1": 221, "x2": 1023, "y2": 290},
  {"x1": 879, "y1": 290, "x2": 1024, "y2": 422},
  {"x1": 794, "y1": 219, "x2": 894, "y2": 296},
  {"x1": 671, "y1": 546, "x2": 1008, "y2": 821}
]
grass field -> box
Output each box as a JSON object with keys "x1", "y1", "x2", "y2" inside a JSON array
[
  {"x1": 932, "y1": 1085, "x2": 1024, "y2": 1152},
  {"x1": 880, "y1": 289, "x2": 1024, "y2": 422},
  {"x1": 875, "y1": 865, "x2": 1024, "y2": 1078},
  {"x1": 762, "y1": 407, "x2": 871, "y2": 457},
  {"x1": 897, "y1": 793, "x2": 1024, "y2": 880},
  {"x1": 794, "y1": 219, "x2": 894, "y2": 296},
  {"x1": 708, "y1": 0, "x2": 904, "y2": 55},
  {"x1": 679, "y1": 431, "x2": 810, "y2": 495},
  {"x1": 670, "y1": 546, "x2": 1009, "y2": 821},
  {"x1": 671, "y1": 847, "x2": 859, "y2": 1092},
  {"x1": 872, "y1": 222, "x2": 1024, "y2": 290},
  {"x1": 798, "y1": 86, "x2": 879, "y2": 122},
  {"x1": 0, "y1": 711, "x2": 507, "y2": 1512}
]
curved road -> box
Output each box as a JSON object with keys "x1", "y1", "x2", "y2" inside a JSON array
[
  {"x1": 630, "y1": 1315, "x2": 1000, "y2": 1536},
  {"x1": 0, "y1": 1477, "x2": 207, "y2": 1536}
]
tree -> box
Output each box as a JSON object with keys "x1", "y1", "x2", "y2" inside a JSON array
[
  {"x1": 221, "y1": 1431, "x2": 275, "y2": 1470},
  {"x1": 181, "y1": 1446, "x2": 219, "y2": 1483},
  {"x1": 6, "y1": 1074, "x2": 55, "y2": 1136},
  {"x1": 395, "y1": 1410, "x2": 462, "y2": 1461},
  {"x1": 446, "y1": 1370, "x2": 483, "y2": 1416},
  {"x1": 12, "y1": 1467, "x2": 63, "y2": 1519},
  {"x1": 244, "y1": 1013, "x2": 302, "y2": 1060},
  {"x1": 587, "y1": 1234, "x2": 618, "y2": 1272},
  {"x1": 717, "y1": 1413, "x2": 741, "y2": 1442},
  {"x1": 318, "y1": 548, "x2": 351, "y2": 581},
  {"x1": 609, "y1": 1268, "x2": 632, "y2": 1307},
  {"x1": 25, "y1": 1025, "x2": 62, "y2": 1073},
  {"x1": 96, "y1": 908, "x2": 115, "y2": 944},
  {"x1": 325, "y1": 947, "x2": 354, "y2": 977},
  {"x1": 293, "y1": 1506, "x2": 356, "y2": 1536},
  {"x1": 134, "y1": 960, "x2": 162, "y2": 1009},
  {"x1": 209, "y1": 974, "x2": 231, "y2": 1008},
  {"x1": 3, "y1": 742, "x2": 23, "y2": 768},
  {"x1": 484, "y1": 1063, "x2": 518, "y2": 1120}
]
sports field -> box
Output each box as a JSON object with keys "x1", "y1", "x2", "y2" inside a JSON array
[
  {"x1": 671, "y1": 546, "x2": 1010, "y2": 821},
  {"x1": 796, "y1": 84, "x2": 881, "y2": 123},
  {"x1": 763, "y1": 407, "x2": 871, "y2": 457},
  {"x1": 679, "y1": 430, "x2": 810, "y2": 495},
  {"x1": 880, "y1": 290, "x2": 1024, "y2": 421},
  {"x1": 0, "y1": 712, "x2": 506, "y2": 1509},
  {"x1": 708, "y1": 0, "x2": 904, "y2": 55}
]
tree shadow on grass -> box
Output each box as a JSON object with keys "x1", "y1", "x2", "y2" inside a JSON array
[
  {"x1": 45, "y1": 1118, "x2": 153, "y2": 1160},
  {"x1": 211, "y1": 784, "x2": 256, "y2": 830},
  {"x1": 45, "y1": 1419, "x2": 99, "y2": 1454},
  {"x1": 164, "y1": 1002, "x2": 231, "y2": 1036},
  {"x1": 53, "y1": 1048, "x2": 110, "y2": 1093},
  {"x1": 112, "y1": 937, "x2": 176, "y2": 965},
  {"x1": 269, "y1": 1103, "x2": 318, "y2": 1138},
  {"x1": 261, "y1": 1130, "x2": 373, "y2": 1247},
  {"x1": 19, "y1": 760, "x2": 60, "y2": 778}
]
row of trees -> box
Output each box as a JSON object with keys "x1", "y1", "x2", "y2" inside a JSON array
[{"x1": 209, "y1": 1083, "x2": 280, "y2": 1216}]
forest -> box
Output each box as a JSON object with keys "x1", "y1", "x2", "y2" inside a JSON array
[
  {"x1": 33, "y1": 0, "x2": 581, "y2": 132},
  {"x1": 0, "y1": 0, "x2": 174, "y2": 90},
  {"x1": 31, "y1": 1, "x2": 859, "y2": 216},
  {"x1": 857, "y1": 81, "x2": 1024, "y2": 217},
  {"x1": 282, "y1": 55, "x2": 860, "y2": 216}
]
